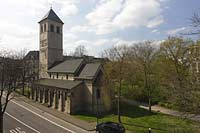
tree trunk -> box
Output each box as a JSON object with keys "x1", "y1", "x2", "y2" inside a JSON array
[
  {"x1": 22, "y1": 85, "x2": 25, "y2": 96},
  {"x1": 148, "y1": 97, "x2": 151, "y2": 112},
  {"x1": 148, "y1": 86, "x2": 151, "y2": 112},
  {"x1": 118, "y1": 83, "x2": 121, "y2": 123},
  {"x1": 118, "y1": 73, "x2": 122, "y2": 123},
  {"x1": 0, "y1": 113, "x2": 3, "y2": 133}
]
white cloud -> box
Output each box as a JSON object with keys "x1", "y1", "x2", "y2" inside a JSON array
[
  {"x1": 0, "y1": 0, "x2": 80, "y2": 51},
  {"x1": 59, "y1": 3, "x2": 79, "y2": 16},
  {"x1": 70, "y1": 25, "x2": 94, "y2": 33},
  {"x1": 167, "y1": 27, "x2": 186, "y2": 35},
  {"x1": 63, "y1": 37, "x2": 139, "y2": 56},
  {"x1": 64, "y1": 33, "x2": 78, "y2": 41},
  {"x1": 0, "y1": 0, "x2": 168, "y2": 56},
  {"x1": 147, "y1": 16, "x2": 164, "y2": 28},
  {"x1": 111, "y1": 38, "x2": 137, "y2": 47},
  {"x1": 152, "y1": 29, "x2": 158, "y2": 33},
  {"x1": 47, "y1": 0, "x2": 80, "y2": 17},
  {"x1": 85, "y1": 0, "x2": 164, "y2": 35}
]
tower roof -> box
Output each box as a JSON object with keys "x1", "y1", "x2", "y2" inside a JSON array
[{"x1": 39, "y1": 9, "x2": 64, "y2": 24}]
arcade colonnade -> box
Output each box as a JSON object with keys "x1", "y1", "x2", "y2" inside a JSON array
[{"x1": 30, "y1": 85, "x2": 71, "y2": 114}]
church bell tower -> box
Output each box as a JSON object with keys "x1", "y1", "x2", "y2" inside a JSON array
[{"x1": 39, "y1": 9, "x2": 64, "y2": 78}]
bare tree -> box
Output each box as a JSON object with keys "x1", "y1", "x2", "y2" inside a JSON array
[
  {"x1": 130, "y1": 41, "x2": 158, "y2": 112},
  {"x1": 190, "y1": 13, "x2": 200, "y2": 35},
  {"x1": 103, "y1": 45, "x2": 128, "y2": 123},
  {"x1": 18, "y1": 49, "x2": 28, "y2": 96},
  {"x1": 73, "y1": 45, "x2": 88, "y2": 57},
  {"x1": 182, "y1": 12, "x2": 200, "y2": 35},
  {"x1": 0, "y1": 50, "x2": 22, "y2": 133}
]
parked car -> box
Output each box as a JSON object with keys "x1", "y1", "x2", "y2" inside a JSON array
[{"x1": 96, "y1": 121, "x2": 125, "y2": 133}]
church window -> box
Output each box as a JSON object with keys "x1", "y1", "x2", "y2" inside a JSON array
[
  {"x1": 96, "y1": 89, "x2": 100, "y2": 99},
  {"x1": 66, "y1": 74, "x2": 68, "y2": 80},
  {"x1": 44, "y1": 24, "x2": 46, "y2": 32},
  {"x1": 58, "y1": 91, "x2": 61, "y2": 99},
  {"x1": 65, "y1": 92, "x2": 67, "y2": 100},
  {"x1": 40, "y1": 25, "x2": 43, "y2": 33},
  {"x1": 44, "y1": 51, "x2": 47, "y2": 58},
  {"x1": 56, "y1": 26, "x2": 60, "y2": 34},
  {"x1": 57, "y1": 73, "x2": 59, "y2": 79},
  {"x1": 50, "y1": 24, "x2": 54, "y2": 32}
]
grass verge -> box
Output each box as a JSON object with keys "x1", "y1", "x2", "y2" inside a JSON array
[{"x1": 73, "y1": 103, "x2": 200, "y2": 133}]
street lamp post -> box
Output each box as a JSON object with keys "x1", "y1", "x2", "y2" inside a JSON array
[{"x1": 96, "y1": 88, "x2": 100, "y2": 125}]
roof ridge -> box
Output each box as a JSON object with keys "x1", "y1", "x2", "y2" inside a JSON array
[{"x1": 39, "y1": 9, "x2": 64, "y2": 24}]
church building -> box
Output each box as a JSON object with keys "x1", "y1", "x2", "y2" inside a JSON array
[{"x1": 29, "y1": 9, "x2": 111, "y2": 114}]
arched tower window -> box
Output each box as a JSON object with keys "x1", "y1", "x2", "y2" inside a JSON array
[
  {"x1": 50, "y1": 24, "x2": 54, "y2": 32},
  {"x1": 56, "y1": 26, "x2": 60, "y2": 34},
  {"x1": 44, "y1": 24, "x2": 46, "y2": 32},
  {"x1": 40, "y1": 25, "x2": 43, "y2": 33}
]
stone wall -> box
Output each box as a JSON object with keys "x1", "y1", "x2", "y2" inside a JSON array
[
  {"x1": 39, "y1": 19, "x2": 63, "y2": 79},
  {"x1": 70, "y1": 83, "x2": 85, "y2": 114}
]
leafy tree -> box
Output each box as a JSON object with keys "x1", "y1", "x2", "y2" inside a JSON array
[
  {"x1": 103, "y1": 45, "x2": 129, "y2": 123},
  {"x1": 128, "y1": 41, "x2": 158, "y2": 112},
  {"x1": 0, "y1": 50, "x2": 23, "y2": 133},
  {"x1": 160, "y1": 37, "x2": 195, "y2": 112}
]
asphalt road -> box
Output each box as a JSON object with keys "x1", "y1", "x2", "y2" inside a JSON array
[{"x1": 3, "y1": 97, "x2": 91, "y2": 133}]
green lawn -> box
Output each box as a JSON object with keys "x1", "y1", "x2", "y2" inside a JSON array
[{"x1": 73, "y1": 103, "x2": 200, "y2": 133}]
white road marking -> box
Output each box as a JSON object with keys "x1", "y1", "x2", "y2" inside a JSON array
[
  {"x1": 16, "y1": 127, "x2": 26, "y2": 133},
  {"x1": 6, "y1": 112, "x2": 40, "y2": 133},
  {"x1": 9, "y1": 127, "x2": 26, "y2": 133},
  {"x1": 10, "y1": 100, "x2": 76, "y2": 133},
  {"x1": 11, "y1": 100, "x2": 82, "y2": 131},
  {"x1": 9, "y1": 129, "x2": 18, "y2": 133}
]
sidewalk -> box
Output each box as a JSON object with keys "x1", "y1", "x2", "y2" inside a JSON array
[
  {"x1": 122, "y1": 98, "x2": 200, "y2": 122},
  {"x1": 13, "y1": 93, "x2": 96, "y2": 131}
]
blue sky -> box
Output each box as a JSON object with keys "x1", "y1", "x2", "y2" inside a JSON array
[{"x1": 0, "y1": 0, "x2": 199, "y2": 56}]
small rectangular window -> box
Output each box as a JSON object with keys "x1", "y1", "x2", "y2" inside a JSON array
[
  {"x1": 44, "y1": 24, "x2": 46, "y2": 32},
  {"x1": 66, "y1": 74, "x2": 68, "y2": 80},
  {"x1": 96, "y1": 89, "x2": 100, "y2": 99},
  {"x1": 40, "y1": 25, "x2": 43, "y2": 33},
  {"x1": 57, "y1": 73, "x2": 59, "y2": 79},
  {"x1": 50, "y1": 24, "x2": 54, "y2": 32},
  {"x1": 56, "y1": 26, "x2": 60, "y2": 33}
]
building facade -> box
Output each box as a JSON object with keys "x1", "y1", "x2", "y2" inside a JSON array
[
  {"x1": 39, "y1": 9, "x2": 63, "y2": 79},
  {"x1": 28, "y1": 9, "x2": 111, "y2": 114}
]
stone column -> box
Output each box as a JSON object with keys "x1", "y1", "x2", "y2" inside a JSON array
[
  {"x1": 47, "y1": 89, "x2": 51, "y2": 105},
  {"x1": 45, "y1": 88, "x2": 49, "y2": 104},
  {"x1": 42, "y1": 88, "x2": 45, "y2": 103},
  {"x1": 31, "y1": 87, "x2": 35, "y2": 100},
  {"x1": 61, "y1": 91, "x2": 65, "y2": 112},
  {"x1": 27, "y1": 86, "x2": 31, "y2": 99},
  {"x1": 58, "y1": 90, "x2": 64, "y2": 111},
  {"x1": 65, "y1": 92, "x2": 71, "y2": 114},
  {"x1": 52, "y1": 89, "x2": 56, "y2": 108},
  {"x1": 35, "y1": 88, "x2": 39, "y2": 101},
  {"x1": 58, "y1": 91, "x2": 61, "y2": 111},
  {"x1": 53, "y1": 90, "x2": 59, "y2": 109},
  {"x1": 38, "y1": 88, "x2": 41, "y2": 102},
  {"x1": 40, "y1": 88, "x2": 43, "y2": 103},
  {"x1": 49, "y1": 89, "x2": 54, "y2": 107}
]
